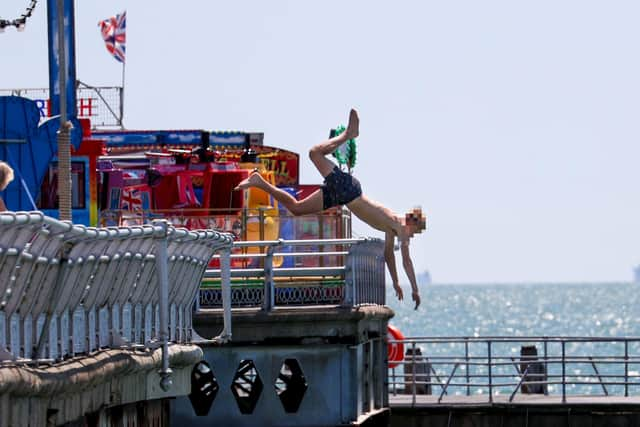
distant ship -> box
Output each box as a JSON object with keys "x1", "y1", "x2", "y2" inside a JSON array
[
  {"x1": 419, "y1": 270, "x2": 432, "y2": 285},
  {"x1": 635, "y1": 266, "x2": 640, "y2": 284}
]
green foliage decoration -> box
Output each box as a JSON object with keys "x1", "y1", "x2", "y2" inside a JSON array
[{"x1": 331, "y1": 124, "x2": 357, "y2": 169}]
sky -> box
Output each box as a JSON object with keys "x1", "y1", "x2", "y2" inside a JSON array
[{"x1": 3, "y1": 1, "x2": 640, "y2": 284}]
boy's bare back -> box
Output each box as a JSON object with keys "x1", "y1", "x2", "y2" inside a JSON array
[{"x1": 347, "y1": 195, "x2": 403, "y2": 236}]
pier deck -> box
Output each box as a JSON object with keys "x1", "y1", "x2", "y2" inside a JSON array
[{"x1": 388, "y1": 395, "x2": 640, "y2": 427}]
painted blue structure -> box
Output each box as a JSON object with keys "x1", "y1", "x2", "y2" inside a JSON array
[{"x1": 0, "y1": 97, "x2": 81, "y2": 212}]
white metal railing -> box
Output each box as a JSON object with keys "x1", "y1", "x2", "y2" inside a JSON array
[
  {"x1": 200, "y1": 238, "x2": 385, "y2": 310},
  {"x1": 0, "y1": 212, "x2": 233, "y2": 379},
  {"x1": 389, "y1": 336, "x2": 640, "y2": 404}
]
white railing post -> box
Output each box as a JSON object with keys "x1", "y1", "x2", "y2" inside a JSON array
[
  {"x1": 219, "y1": 248, "x2": 232, "y2": 341},
  {"x1": 488, "y1": 341, "x2": 493, "y2": 403},
  {"x1": 153, "y1": 220, "x2": 172, "y2": 391},
  {"x1": 343, "y1": 253, "x2": 355, "y2": 307},
  {"x1": 262, "y1": 240, "x2": 281, "y2": 311},
  {"x1": 561, "y1": 340, "x2": 566, "y2": 403}
]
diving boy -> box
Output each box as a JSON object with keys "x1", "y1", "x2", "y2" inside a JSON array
[{"x1": 235, "y1": 109, "x2": 426, "y2": 309}]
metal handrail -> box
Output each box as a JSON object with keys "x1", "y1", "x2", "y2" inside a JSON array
[
  {"x1": 211, "y1": 251, "x2": 350, "y2": 259},
  {"x1": 0, "y1": 212, "x2": 233, "y2": 377},
  {"x1": 388, "y1": 336, "x2": 640, "y2": 404},
  {"x1": 396, "y1": 336, "x2": 640, "y2": 342},
  {"x1": 405, "y1": 357, "x2": 640, "y2": 365},
  {"x1": 206, "y1": 267, "x2": 346, "y2": 278},
  {"x1": 200, "y1": 237, "x2": 385, "y2": 310},
  {"x1": 232, "y1": 238, "x2": 366, "y2": 247}
]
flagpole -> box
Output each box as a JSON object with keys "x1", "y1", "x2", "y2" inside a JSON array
[{"x1": 120, "y1": 59, "x2": 125, "y2": 128}]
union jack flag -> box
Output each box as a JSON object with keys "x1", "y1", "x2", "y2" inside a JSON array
[
  {"x1": 121, "y1": 187, "x2": 142, "y2": 211},
  {"x1": 99, "y1": 11, "x2": 126, "y2": 63}
]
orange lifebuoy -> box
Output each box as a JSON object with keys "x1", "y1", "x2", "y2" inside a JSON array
[{"x1": 387, "y1": 324, "x2": 405, "y2": 369}]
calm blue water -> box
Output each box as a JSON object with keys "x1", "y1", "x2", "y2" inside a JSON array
[
  {"x1": 387, "y1": 282, "x2": 640, "y2": 337},
  {"x1": 386, "y1": 282, "x2": 640, "y2": 395}
]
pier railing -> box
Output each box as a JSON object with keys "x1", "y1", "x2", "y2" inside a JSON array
[
  {"x1": 99, "y1": 207, "x2": 349, "y2": 235},
  {"x1": 0, "y1": 211, "x2": 233, "y2": 364},
  {"x1": 389, "y1": 336, "x2": 640, "y2": 404},
  {"x1": 199, "y1": 238, "x2": 386, "y2": 310}
]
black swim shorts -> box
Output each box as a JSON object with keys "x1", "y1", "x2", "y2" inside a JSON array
[{"x1": 322, "y1": 166, "x2": 362, "y2": 210}]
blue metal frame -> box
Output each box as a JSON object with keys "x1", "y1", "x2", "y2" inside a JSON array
[
  {"x1": 40, "y1": 156, "x2": 91, "y2": 224},
  {"x1": 47, "y1": 0, "x2": 77, "y2": 119}
]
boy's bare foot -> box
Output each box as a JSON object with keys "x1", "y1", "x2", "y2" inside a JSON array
[
  {"x1": 345, "y1": 108, "x2": 359, "y2": 140},
  {"x1": 234, "y1": 171, "x2": 263, "y2": 190}
]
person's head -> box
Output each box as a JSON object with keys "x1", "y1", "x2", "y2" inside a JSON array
[
  {"x1": 0, "y1": 161, "x2": 14, "y2": 191},
  {"x1": 404, "y1": 207, "x2": 427, "y2": 238}
]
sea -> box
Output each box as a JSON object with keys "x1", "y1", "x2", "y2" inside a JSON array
[
  {"x1": 385, "y1": 282, "x2": 640, "y2": 396},
  {"x1": 386, "y1": 282, "x2": 639, "y2": 337}
]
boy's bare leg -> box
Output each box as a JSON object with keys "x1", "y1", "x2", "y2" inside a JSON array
[
  {"x1": 234, "y1": 172, "x2": 323, "y2": 215},
  {"x1": 311, "y1": 109, "x2": 359, "y2": 155},
  {"x1": 345, "y1": 108, "x2": 359, "y2": 139},
  {"x1": 234, "y1": 171, "x2": 266, "y2": 191},
  {"x1": 309, "y1": 109, "x2": 359, "y2": 177}
]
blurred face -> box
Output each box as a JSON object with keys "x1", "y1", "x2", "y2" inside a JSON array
[
  {"x1": 404, "y1": 208, "x2": 426, "y2": 239},
  {"x1": 404, "y1": 223, "x2": 417, "y2": 239}
]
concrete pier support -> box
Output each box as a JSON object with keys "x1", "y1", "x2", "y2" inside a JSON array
[{"x1": 172, "y1": 306, "x2": 393, "y2": 426}]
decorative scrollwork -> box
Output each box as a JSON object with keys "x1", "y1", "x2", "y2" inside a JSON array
[
  {"x1": 199, "y1": 283, "x2": 344, "y2": 308},
  {"x1": 200, "y1": 286, "x2": 265, "y2": 307}
]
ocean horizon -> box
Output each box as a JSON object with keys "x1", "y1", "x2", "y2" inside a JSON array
[
  {"x1": 386, "y1": 281, "x2": 638, "y2": 338},
  {"x1": 424, "y1": 281, "x2": 633, "y2": 286}
]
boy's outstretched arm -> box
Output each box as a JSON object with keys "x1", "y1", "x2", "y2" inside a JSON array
[
  {"x1": 384, "y1": 231, "x2": 403, "y2": 301},
  {"x1": 400, "y1": 242, "x2": 421, "y2": 310}
]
